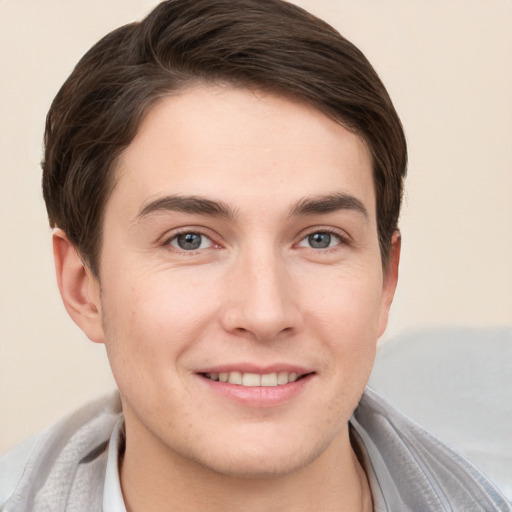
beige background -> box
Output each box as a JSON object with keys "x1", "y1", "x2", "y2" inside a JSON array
[{"x1": 1, "y1": 0, "x2": 511, "y2": 453}]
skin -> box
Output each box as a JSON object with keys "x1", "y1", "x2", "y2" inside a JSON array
[{"x1": 54, "y1": 85, "x2": 400, "y2": 512}]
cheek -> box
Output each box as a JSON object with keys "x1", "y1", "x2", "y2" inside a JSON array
[
  {"x1": 304, "y1": 264, "x2": 384, "y2": 331},
  {"x1": 98, "y1": 272, "x2": 204, "y2": 384},
  {"x1": 303, "y1": 268, "x2": 383, "y2": 381}
]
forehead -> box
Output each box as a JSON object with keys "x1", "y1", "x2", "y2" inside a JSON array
[{"x1": 111, "y1": 85, "x2": 375, "y2": 221}]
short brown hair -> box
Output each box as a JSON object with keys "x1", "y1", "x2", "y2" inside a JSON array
[{"x1": 42, "y1": 0, "x2": 407, "y2": 276}]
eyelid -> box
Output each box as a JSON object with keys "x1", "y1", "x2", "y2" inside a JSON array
[
  {"x1": 169, "y1": 232, "x2": 214, "y2": 251},
  {"x1": 294, "y1": 226, "x2": 352, "y2": 247},
  {"x1": 161, "y1": 226, "x2": 221, "y2": 252}
]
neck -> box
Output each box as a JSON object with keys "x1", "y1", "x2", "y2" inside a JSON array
[{"x1": 120, "y1": 422, "x2": 372, "y2": 512}]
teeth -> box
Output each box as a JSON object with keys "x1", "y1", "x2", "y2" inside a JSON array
[
  {"x1": 242, "y1": 373, "x2": 261, "y2": 386},
  {"x1": 260, "y1": 373, "x2": 278, "y2": 386},
  {"x1": 205, "y1": 371, "x2": 302, "y2": 387},
  {"x1": 277, "y1": 371, "x2": 289, "y2": 385},
  {"x1": 228, "y1": 371, "x2": 242, "y2": 385}
]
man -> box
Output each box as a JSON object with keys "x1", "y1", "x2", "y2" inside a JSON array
[{"x1": 0, "y1": 0, "x2": 509, "y2": 510}]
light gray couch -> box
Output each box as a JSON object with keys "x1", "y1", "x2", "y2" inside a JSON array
[{"x1": 369, "y1": 326, "x2": 512, "y2": 501}]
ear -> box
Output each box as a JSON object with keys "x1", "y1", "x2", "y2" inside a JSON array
[
  {"x1": 52, "y1": 229, "x2": 105, "y2": 344},
  {"x1": 377, "y1": 230, "x2": 401, "y2": 337}
]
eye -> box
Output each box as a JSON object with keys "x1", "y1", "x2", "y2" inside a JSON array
[
  {"x1": 298, "y1": 231, "x2": 342, "y2": 249},
  {"x1": 169, "y1": 232, "x2": 214, "y2": 251}
]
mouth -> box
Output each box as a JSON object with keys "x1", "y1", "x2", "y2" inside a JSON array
[
  {"x1": 200, "y1": 370, "x2": 312, "y2": 387},
  {"x1": 197, "y1": 367, "x2": 315, "y2": 407}
]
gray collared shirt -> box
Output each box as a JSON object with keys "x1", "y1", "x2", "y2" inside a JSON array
[
  {"x1": 99, "y1": 388, "x2": 512, "y2": 511},
  {"x1": 1, "y1": 389, "x2": 510, "y2": 511},
  {"x1": 102, "y1": 418, "x2": 126, "y2": 512}
]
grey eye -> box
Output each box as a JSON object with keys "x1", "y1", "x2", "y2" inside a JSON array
[
  {"x1": 171, "y1": 232, "x2": 213, "y2": 251},
  {"x1": 308, "y1": 232, "x2": 332, "y2": 248},
  {"x1": 297, "y1": 231, "x2": 341, "y2": 249}
]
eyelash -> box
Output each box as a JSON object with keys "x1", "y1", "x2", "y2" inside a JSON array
[
  {"x1": 296, "y1": 228, "x2": 350, "y2": 251},
  {"x1": 163, "y1": 227, "x2": 350, "y2": 254},
  {"x1": 164, "y1": 229, "x2": 217, "y2": 253}
]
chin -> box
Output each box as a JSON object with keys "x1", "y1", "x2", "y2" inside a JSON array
[
  {"x1": 185, "y1": 429, "x2": 335, "y2": 480},
  {"x1": 196, "y1": 450, "x2": 312, "y2": 480}
]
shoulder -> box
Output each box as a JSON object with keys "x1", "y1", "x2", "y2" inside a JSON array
[
  {"x1": 351, "y1": 387, "x2": 512, "y2": 512},
  {"x1": 0, "y1": 434, "x2": 40, "y2": 506},
  {"x1": 0, "y1": 392, "x2": 122, "y2": 511}
]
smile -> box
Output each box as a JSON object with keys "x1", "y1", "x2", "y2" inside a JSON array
[
  {"x1": 198, "y1": 367, "x2": 315, "y2": 407},
  {"x1": 203, "y1": 371, "x2": 304, "y2": 387}
]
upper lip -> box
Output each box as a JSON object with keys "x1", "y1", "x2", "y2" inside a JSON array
[{"x1": 195, "y1": 363, "x2": 314, "y2": 376}]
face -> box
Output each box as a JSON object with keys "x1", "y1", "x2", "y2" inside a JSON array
[{"x1": 87, "y1": 85, "x2": 398, "y2": 478}]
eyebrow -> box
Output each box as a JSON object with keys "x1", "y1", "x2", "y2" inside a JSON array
[
  {"x1": 135, "y1": 191, "x2": 368, "y2": 223},
  {"x1": 136, "y1": 195, "x2": 237, "y2": 220},
  {"x1": 289, "y1": 192, "x2": 369, "y2": 220}
]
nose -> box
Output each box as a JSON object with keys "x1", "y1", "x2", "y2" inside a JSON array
[{"x1": 220, "y1": 249, "x2": 301, "y2": 342}]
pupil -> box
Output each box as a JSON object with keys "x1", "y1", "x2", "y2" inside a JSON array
[
  {"x1": 309, "y1": 232, "x2": 331, "y2": 249},
  {"x1": 177, "y1": 233, "x2": 201, "y2": 250}
]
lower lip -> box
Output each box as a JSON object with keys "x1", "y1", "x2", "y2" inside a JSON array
[{"x1": 198, "y1": 374, "x2": 314, "y2": 408}]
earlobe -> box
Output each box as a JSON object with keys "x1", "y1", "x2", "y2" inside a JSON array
[{"x1": 52, "y1": 229, "x2": 105, "y2": 344}]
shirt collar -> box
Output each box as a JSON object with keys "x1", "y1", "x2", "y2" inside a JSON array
[
  {"x1": 101, "y1": 404, "x2": 385, "y2": 512},
  {"x1": 102, "y1": 417, "x2": 127, "y2": 512}
]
